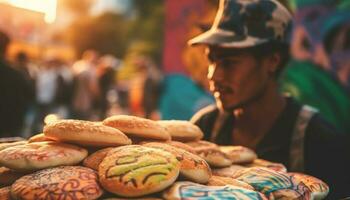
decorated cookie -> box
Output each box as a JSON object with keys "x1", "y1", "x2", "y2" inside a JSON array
[
  {"x1": 99, "y1": 145, "x2": 180, "y2": 197},
  {"x1": 163, "y1": 181, "x2": 267, "y2": 200},
  {"x1": 103, "y1": 115, "x2": 170, "y2": 141},
  {"x1": 187, "y1": 141, "x2": 232, "y2": 168},
  {"x1": 219, "y1": 146, "x2": 257, "y2": 164},
  {"x1": 232, "y1": 167, "x2": 311, "y2": 199},
  {"x1": 0, "y1": 141, "x2": 88, "y2": 171},
  {"x1": 44, "y1": 119, "x2": 131, "y2": 147},
  {"x1": 207, "y1": 176, "x2": 254, "y2": 190},
  {"x1": 11, "y1": 166, "x2": 103, "y2": 200},
  {"x1": 0, "y1": 141, "x2": 27, "y2": 151},
  {"x1": 28, "y1": 133, "x2": 57, "y2": 143},
  {"x1": 0, "y1": 186, "x2": 11, "y2": 200},
  {"x1": 289, "y1": 172, "x2": 329, "y2": 200},
  {"x1": 157, "y1": 120, "x2": 203, "y2": 142},
  {"x1": 143, "y1": 142, "x2": 212, "y2": 184},
  {"x1": 165, "y1": 141, "x2": 197, "y2": 154}
]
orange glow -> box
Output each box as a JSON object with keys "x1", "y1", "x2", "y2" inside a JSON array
[{"x1": 0, "y1": 0, "x2": 57, "y2": 23}]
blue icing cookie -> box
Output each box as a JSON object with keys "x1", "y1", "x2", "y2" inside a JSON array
[{"x1": 163, "y1": 181, "x2": 267, "y2": 200}]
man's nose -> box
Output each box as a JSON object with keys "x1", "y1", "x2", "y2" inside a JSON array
[{"x1": 207, "y1": 64, "x2": 224, "y2": 82}]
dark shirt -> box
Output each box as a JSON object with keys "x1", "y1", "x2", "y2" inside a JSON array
[
  {"x1": 0, "y1": 60, "x2": 34, "y2": 137},
  {"x1": 191, "y1": 97, "x2": 350, "y2": 199}
]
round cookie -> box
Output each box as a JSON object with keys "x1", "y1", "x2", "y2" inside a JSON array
[
  {"x1": 0, "y1": 141, "x2": 88, "y2": 171},
  {"x1": 83, "y1": 147, "x2": 113, "y2": 170},
  {"x1": 232, "y1": 167, "x2": 311, "y2": 199},
  {"x1": 289, "y1": 172, "x2": 329, "y2": 200},
  {"x1": 157, "y1": 120, "x2": 203, "y2": 142},
  {"x1": 0, "y1": 141, "x2": 27, "y2": 151},
  {"x1": 165, "y1": 141, "x2": 197, "y2": 154},
  {"x1": 99, "y1": 145, "x2": 180, "y2": 197},
  {"x1": 11, "y1": 166, "x2": 103, "y2": 200},
  {"x1": 163, "y1": 181, "x2": 267, "y2": 200},
  {"x1": 143, "y1": 142, "x2": 211, "y2": 184},
  {"x1": 103, "y1": 115, "x2": 170, "y2": 141},
  {"x1": 186, "y1": 140, "x2": 232, "y2": 168},
  {"x1": 0, "y1": 186, "x2": 11, "y2": 200},
  {"x1": 212, "y1": 164, "x2": 247, "y2": 177},
  {"x1": 207, "y1": 176, "x2": 254, "y2": 190},
  {"x1": 219, "y1": 146, "x2": 257, "y2": 164},
  {"x1": 28, "y1": 133, "x2": 57, "y2": 143},
  {"x1": 44, "y1": 119, "x2": 131, "y2": 147},
  {"x1": 243, "y1": 159, "x2": 287, "y2": 173},
  {"x1": 0, "y1": 167, "x2": 27, "y2": 186}
]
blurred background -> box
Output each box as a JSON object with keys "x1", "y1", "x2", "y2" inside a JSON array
[{"x1": 0, "y1": 0, "x2": 348, "y2": 138}]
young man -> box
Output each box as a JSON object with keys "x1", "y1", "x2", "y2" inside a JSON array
[{"x1": 189, "y1": 0, "x2": 349, "y2": 198}]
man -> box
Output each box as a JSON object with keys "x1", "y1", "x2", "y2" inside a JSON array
[
  {"x1": 0, "y1": 31, "x2": 34, "y2": 137},
  {"x1": 188, "y1": 0, "x2": 349, "y2": 198}
]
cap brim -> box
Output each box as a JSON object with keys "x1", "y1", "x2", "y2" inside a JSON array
[{"x1": 188, "y1": 29, "x2": 269, "y2": 48}]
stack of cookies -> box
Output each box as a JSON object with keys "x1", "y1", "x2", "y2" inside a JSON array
[{"x1": 0, "y1": 115, "x2": 329, "y2": 200}]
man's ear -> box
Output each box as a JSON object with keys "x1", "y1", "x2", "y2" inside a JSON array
[{"x1": 267, "y1": 52, "x2": 281, "y2": 74}]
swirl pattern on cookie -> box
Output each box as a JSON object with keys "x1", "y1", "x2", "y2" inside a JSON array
[
  {"x1": 289, "y1": 172, "x2": 329, "y2": 199},
  {"x1": 163, "y1": 181, "x2": 267, "y2": 200},
  {"x1": 99, "y1": 145, "x2": 180, "y2": 197},
  {"x1": 11, "y1": 166, "x2": 103, "y2": 200}
]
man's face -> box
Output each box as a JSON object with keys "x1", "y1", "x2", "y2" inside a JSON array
[{"x1": 206, "y1": 46, "x2": 272, "y2": 111}]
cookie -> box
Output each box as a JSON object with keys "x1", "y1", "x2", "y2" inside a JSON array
[
  {"x1": 186, "y1": 140, "x2": 232, "y2": 168},
  {"x1": 219, "y1": 146, "x2": 257, "y2": 164},
  {"x1": 163, "y1": 181, "x2": 267, "y2": 200},
  {"x1": 207, "y1": 175, "x2": 254, "y2": 190},
  {"x1": 143, "y1": 142, "x2": 211, "y2": 184},
  {"x1": 28, "y1": 133, "x2": 57, "y2": 143},
  {"x1": 103, "y1": 115, "x2": 170, "y2": 141},
  {"x1": 212, "y1": 164, "x2": 247, "y2": 177},
  {"x1": 11, "y1": 166, "x2": 103, "y2": 200},
  {"x1": 0, "y1": 141, "x2": 27, "y2": 151},
  {"x1": 243, "y1": 159, "x2": 287, "y2": 173},
  {"x1": 0, "y1": 186, "x2": 11, "y2": 200},
  {"x1": 83, "y1": 147, "x2": 113, "y2": 170},
  {"x1": 289, "y1": 172, "x2": 329, "y2": 200},
  {"x1": 0, "y1": 141, "x2": 88, "y2": 171},
  {"x1": 157, "y1": 120, "x2": 203, "y2": 142},
  {"x1": 44, "y1": 119, "x2": 131, "y2": 147},
  {"x1": 232, "y1": 167, "x2": 311, "y2": 199},
  {"x1": 99, "y1": 145, "x2": 180, "y2": 197},
  {"x1": 164, "y1": 141, "x2": 197, "y2": 154}
]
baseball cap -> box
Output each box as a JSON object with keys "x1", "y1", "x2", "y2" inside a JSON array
[{"x1": 188, "y1": 0, "x2": 293, "y2": 48}]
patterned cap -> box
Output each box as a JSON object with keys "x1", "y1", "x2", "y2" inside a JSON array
[{"x1": 189, "y1": 0, "x2": 293, "y2": 48}]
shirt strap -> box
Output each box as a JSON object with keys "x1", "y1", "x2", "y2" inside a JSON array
[
  {"x1": 289, "y1": 105, "x2": 318, "y2": 172},
  {"x1": 210, "y1": 111, "x2": 229, "y2": 142}
]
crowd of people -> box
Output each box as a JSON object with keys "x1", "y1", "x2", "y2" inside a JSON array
[{"x1": 0, "y1": 35, "x2": 163, "y2": 138}]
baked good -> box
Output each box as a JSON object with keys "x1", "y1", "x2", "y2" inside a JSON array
[
  {"x1": 44, "y1": 119, "x2": 131, "y2": 146},
  {"x1": 0, "y1": 141, "x2": 27, "y2": 151},
  {"x1": 163, "y1": 181, "x2": 267, "y2": 200},
  {"x1": 207, "y1": 175, "x2": 254, "y2": 190},
  {"x1": 289, "y1": 172, "x2": 329, "y2": 200},
  {"x1": 0, "y1": 186, "x2": 11, "y2": 200},
  {"x1": 212, "y1": 164, "x2": 246, "y2": 177},
  {"x1": 164, "y1": 141, "x2": 197, "y2": 154},
  {"x1": 232, "y1": 167, "x2": 311, "y2": 199},
  {"x1": 99, "y1": 145, "x2": 180, "y2": 197},
  {"x1": 0, "y1": 167, "x2": 27, "y2": 186},
  {"x1": 143, "y1": 142, "x2": 211, "y2": 184},
  {"x1": 28, "y1": 133, "x2": 57, "y2": 143},
  {"x1": 157, "y1": 120, "x2": 203, "y2": 142},
  {"x1": 103, "y1": 115, "x2": 170, "y2": 141},
  {"x1": 219, "y1": 146, "x2": 257, "y2": 164},
  {"x1": 243, "y1": 158, "x2": 287, "y2": 172},
  {"x1": 0, "y1": 141, "x2": 88, "y2": 171},
  {"x1": 11, "y1": 166, "x2": 103, "y2": 200},
  {"x1": 186, "y1": 140, "x2": 232, "y2": 167},
  {"x1": 83, "y1": 147, "x2": 113, "y2": 170}
]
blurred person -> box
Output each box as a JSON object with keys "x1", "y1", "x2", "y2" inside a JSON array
[
  {"x1": 280, "y1": 3, "x2": 350, "y2": 133},
  {"x1": 188, "y1": 0, "x2": 349, "y2": 198},
  {"x1": 0, "y1": 31, "x2": 33, "y2": 137},
  {"x1": 71, "y1": 49, "x2": 100, "y2": 120},
  {"x1": 96, "y1": 54, "x2": 120, "y2": 119}
]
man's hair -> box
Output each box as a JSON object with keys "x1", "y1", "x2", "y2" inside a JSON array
[
  {"x1": 0, "y1": 31, "x2": 10, "y2": 57},
  {"x1": 248, "y1": 41, "x2": 290, "y2": 78}
]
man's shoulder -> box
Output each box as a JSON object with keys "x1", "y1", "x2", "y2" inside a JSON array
[{"x1": 190, "y1": 104, "x2": 218, "y2": 124}]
